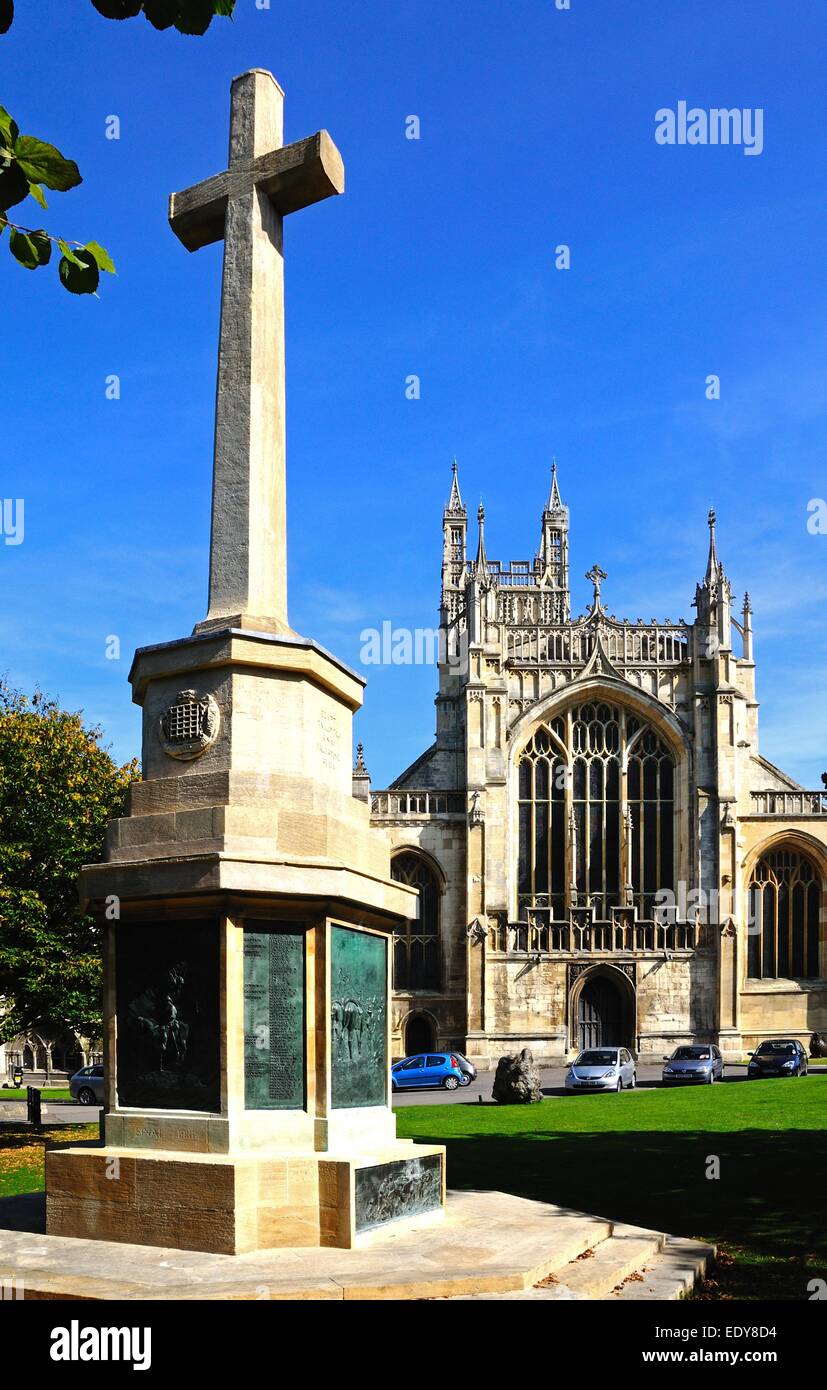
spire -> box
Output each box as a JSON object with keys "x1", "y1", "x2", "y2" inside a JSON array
[
  {"x1": 694, "y1": 505, "x2": 733, "y2": 647},
  {"x1": 546, "y1": 457, "x2": 563, "y2": 514},
  {"x1": 705, "y1": 507, "x2": 719, "y2": 585},
  {"x1": 445, "y1": 457, "x2": 466, "y2": 516},
  {"x1": 474, "y1": 501, "x2": 489, "y2": 578}
]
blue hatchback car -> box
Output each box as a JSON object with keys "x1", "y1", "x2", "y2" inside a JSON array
[{"x1": 391, "y1": 1053, "x2": 466, "y2": 1092}]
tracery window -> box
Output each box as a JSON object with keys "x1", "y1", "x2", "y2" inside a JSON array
[
  {"x1": 517, "y1": 701, "x2": 676, "y2": 921},
  {"x1": 747, "y1": 848, "x2": 821, "y2": 980},
  {"x1": 391, "y1": 852, "x2": 441, "y2": 990}
]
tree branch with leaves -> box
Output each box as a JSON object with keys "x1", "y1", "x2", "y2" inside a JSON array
[{"x1": 0, "y1": 0, "x2": 236, "y2": 295}]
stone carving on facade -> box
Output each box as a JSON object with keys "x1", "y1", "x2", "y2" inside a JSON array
[
  {"x1": 468, "y1": 791, "x2": 485, "y2": 826},
  {"x1": 158, "y1": 689, "x2": 220, "y2": 760},
  {"x1": 568, "y1": 961, "x2": 635, "y2": 987},
  {"x1": 720, "y1": 917, "x2": 737, "y2": 939},
  {"x1": 466, "y1": 915, "x2": 489, "y2": 945}
]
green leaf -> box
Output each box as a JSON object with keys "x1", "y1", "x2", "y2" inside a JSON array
[
  {"x1": 27, "y1": 180, "x2": 48, "y2": 210},
  {"x1": 142, "y1": 0, "x2": 174, "y2": 28},
  {"x1": 14, "y1": 136, "x2": 82, "y2": 192},
  {"x1": 9, "y1": 226, "x2": 51, "y2": 269},
  {"x1": 58, "y1": 246, "x2": 99, "y2": 295},
  {"x1": 0, "y1": 0, "x2": 13, "y2": 36},
  {"x1": 57, "y1": 238, "x2": 86, "y2": 268},
  {"x1": 213, "y1": 0, "x2": 236, "y2": 14},
  {"x1": 0, "y1": 158, "x2": 28, "y2": 212},
  {"x1": 84, "y1": 240, "x2": 116, "y2": 274},
  {"x1": 90, "y1": 1, "x2": 142, "y2": 17},
  {"x1": 175, "y1": 0, "x2": 215, "y2": 36},
  {"x1": 0, "y1": 105, "x2": 17, "y2": 151}
]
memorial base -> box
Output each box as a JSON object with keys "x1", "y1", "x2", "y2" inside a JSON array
[{"x1": 45, "y1": 1142, "x2": 446, "y2": 1255}]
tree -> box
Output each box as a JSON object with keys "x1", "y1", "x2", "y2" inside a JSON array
[
  {"x1": 0, "y1": 1, "x2": 236, "y2": 295},
  {"x1": 0, "y1": 684, "x2": 139, "y2": 1041}
]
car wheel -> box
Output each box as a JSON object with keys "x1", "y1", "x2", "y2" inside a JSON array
[
  {"x1": 630, "y1": 1072, "x2": 636, "y2": 1089},
  {"x1": 458, "y1": 1073, "x2": 472, "y2": 1086},
  {"x1": 616, "y1": 1078, "x2": 623, "y2": 1092},
  {"x1": 707, "y1": 1070, "x2": 714, "y2": 1084},
  {"x1": 443, "y1": 1075, "x2": 459, "y2": 1091},
  {"x1": 77, "y1": 1087, "x2": 97, "y2": 1105}
]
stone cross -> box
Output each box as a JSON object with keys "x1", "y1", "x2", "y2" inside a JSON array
[{"x1": 169, "y1": 70, "x2": 344, "y2": 633}]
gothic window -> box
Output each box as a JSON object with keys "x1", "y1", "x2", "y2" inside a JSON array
[
  {"x1": 517, "y1": 702, "x2": 676, "y2": 922},
  {"x1": 747, "y1": 848, "x2": 821, "y2": 980},
  {"x1": 626, "y1": 718, "x2": 674, "y2": 919},
  {"x1": 391, "y1": 852, "x2": 441, "y2": 991}
]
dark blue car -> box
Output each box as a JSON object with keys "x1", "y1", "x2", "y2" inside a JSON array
[
  {"x1": 747, "y1": 1039, "x2": 808, "y2": 1078},
  {"x1": 391, "y1": 1053, "x2": 466, "y2": 1092}
]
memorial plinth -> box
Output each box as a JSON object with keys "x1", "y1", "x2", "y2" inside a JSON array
[{"x1": 44, "y1": 70, "x2": 445, "y2": 1256}]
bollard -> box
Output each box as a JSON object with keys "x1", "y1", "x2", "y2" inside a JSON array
[{"x1": 26, "y1": 1086, "x2": 41, "y2": 1127}]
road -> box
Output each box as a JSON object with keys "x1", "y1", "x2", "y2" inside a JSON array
[
  {"x1": 392, "y1": 1062, "x2": 752, "y2": 1105},
  {"x1": 0, "y1": 1063, "x2": 767, "y2": 1120}
]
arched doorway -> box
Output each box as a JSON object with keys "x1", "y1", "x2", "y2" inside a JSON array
[
  {"x1": 571, "y1": 967, "x2": 635, "y2": 1053},
  {"x1": 405, "y1": 1013, "x2": 436, "y2": 1056}
]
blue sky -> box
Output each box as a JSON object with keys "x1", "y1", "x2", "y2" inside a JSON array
[{"x1": 2, "y1": 0, "x2": 826, "y2": 788}]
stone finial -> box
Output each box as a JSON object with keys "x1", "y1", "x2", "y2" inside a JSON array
[
  {"x1": 474, "y1": 502, "x2": 489, "y2": 578},
  {"x1": 352, "y1": 742, "x2": 371, "y2": 802}
]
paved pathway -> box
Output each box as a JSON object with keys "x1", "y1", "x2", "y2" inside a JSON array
[{"x1": 0, "y1": 1101, "x2": 100, "y2": 1125}]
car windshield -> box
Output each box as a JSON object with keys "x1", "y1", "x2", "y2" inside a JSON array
[
  {"x1": 577, "y1": 1051, "x2": 617, "y2": 1066},
  {"x1": 673, "y1": 1047, "x2": 711, "y2": 1060},
  {"x1": 756, "y1": 1042, "x2": 796, "y2": 1055}
]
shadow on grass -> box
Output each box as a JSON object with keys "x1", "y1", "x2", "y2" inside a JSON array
[{"x1": 407, "y1": 1126, "x2": 827, "y2": 1300}]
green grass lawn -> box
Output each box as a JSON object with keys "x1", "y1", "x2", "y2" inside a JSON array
[
  {"x1": 0, "y1": 1123, "x2": 98, "y2": 1197},
  {"x1": 0, "y1": 1088, "x2": 73, "y2": 1102},
  {"x1": 396, "y1": 1078, "x2": 827, "y2": 1300}
]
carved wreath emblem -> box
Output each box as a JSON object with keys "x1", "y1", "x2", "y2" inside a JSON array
[{"x1": 158, "y1": 688, "x2": 220, "y2": 761}]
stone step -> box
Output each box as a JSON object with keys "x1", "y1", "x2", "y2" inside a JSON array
[
  {"x1": 611, "y1": 1235, "x2": 716, "y2": 1300},
  {"x1": 552, "y1": 1222, "x2": 665, "y2": 1298},
  {"x1": 449, "y1": 1228, "x2": 714, "y2": 1301}
]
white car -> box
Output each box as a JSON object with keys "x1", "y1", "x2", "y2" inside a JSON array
[{"x1": 566, "y1": 1047, "x2": 636, "y2": 1093}]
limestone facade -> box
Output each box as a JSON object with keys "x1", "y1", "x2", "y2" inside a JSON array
[{"x1": 369, "y1": 464, "x2": 827, "y2": 1063}]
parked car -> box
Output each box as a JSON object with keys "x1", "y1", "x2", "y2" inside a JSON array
[
  {"x1": 453, "y1": 1053, "x2": 477, "y2": 1086},
  {"x1": 391, "y1": 1053, "x2": 466, "y2": 1091},
  {"x1": 747, "y1": 1039, "x2": 808, "y2": 1079},
  {"x1": 662, "y1": 1044, "x2": 724, "y2": 1085},
  {"x1": 69, "y1": 1064, "x2": 104, "y2": 1105},
  {"x1": 565, "y1": 1047, "x2": 636, "y2": 1093}
]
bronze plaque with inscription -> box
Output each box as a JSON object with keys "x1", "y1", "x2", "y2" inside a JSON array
[
  {"x1": 244, "y1": 924, "x2": 306, "y2": 1109},
  {"x1": 330, "y1": 925, "x2": 387, "y2": 1108}
]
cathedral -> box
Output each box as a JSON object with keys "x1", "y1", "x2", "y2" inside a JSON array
[{"x1": 360, "y1": 463, "x2": 827, "y2": 1064}]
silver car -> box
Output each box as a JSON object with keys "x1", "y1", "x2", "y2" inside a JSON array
[
  {"x1": 662, "y1": 1044, "x2": 723, "y2": 1085},
  {"x1": 566, "y1": 1047, "x2": 636, "y2": 1092},
  {"x1": 69, "y1": 1064, "x2": 104, "y2": 1105}
]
